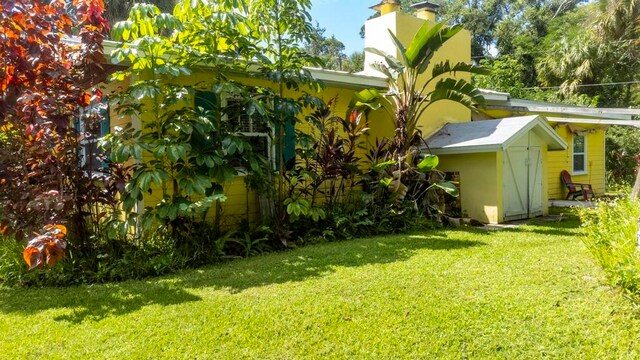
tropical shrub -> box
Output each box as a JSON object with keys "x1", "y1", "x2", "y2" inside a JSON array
[
  {"x1": 579, "y1": 197, "x2": 640, "y2": 299},
  {"x1": 0, "y1": 0, "x2": 116, "y2": 248},
  {"x1": 281, "y1": 97, "x2": 367, "y2": 223},
  {"x1": 606, "y1": 126, "x2": 640, "y2": 188},
  {"x1": 246, "y1": 0, "x2": 326, "y2": 244},
  {"x1": 354, "y1": 22, "x2": 485, "y2": 217},
  {"x1": 104, "y1": 3, "x2": 266, "y2": 234},
  {"x1": 363, "y1": 22, "x2": 487, "y2": 166}
]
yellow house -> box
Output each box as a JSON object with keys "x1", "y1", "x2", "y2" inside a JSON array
[
  {"x1": 475, "y1": 92, "x2": 640, "y2": 201},
  {"x1": 97, "y1": 0, "x2": 640, "y2": 225},
  {"x1": 359, "y1": 0, "x2": 640, "y2": 223},
  {"x1": 97, "y1": 0, "x2": 473, "y2": 225}
]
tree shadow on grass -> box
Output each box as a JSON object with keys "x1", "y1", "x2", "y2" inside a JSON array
[
  {"x1": 452, "y1": 217, "x2": 582, "y2": 238},
  {"x1": 0, "y1": 232, "x2": 484, "y2": 323},
  {"x1": 171, "y1": 232, "x2": 486, "y2": 293},
  {"x1": 0, "y1": 280, "x2": 201, "y2": 324},
  {"x1": 478, "y1": 227, "x2": 580, "y2": 237}
]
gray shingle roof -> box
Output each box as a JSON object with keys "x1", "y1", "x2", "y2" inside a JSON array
[{"x1": 424, "y1": 115, "x2": 567, "y2": 155}]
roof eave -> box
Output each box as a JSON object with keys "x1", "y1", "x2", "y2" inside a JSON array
[
  {"x1": 482, "y1": 100, "x2": 637, "y2": 121},
  {"x1": 307, "y1": 68, "x2": 387, "y2": 89},
  {"x1": 429, "y1": 144, "x2": 501, "y2": 155},
  {"x1": 86, "y1": 39, "x2": 388, "y2": 90},
  {"x1": 546, "y1": 117, "x2": 640, "y2": 128}
]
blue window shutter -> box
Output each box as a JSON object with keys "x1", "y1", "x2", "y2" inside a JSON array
[
  {"x1": 275, "y1": 120, "x2": 295, "y2": 171},
  {"x1": 284, "y1": 120, "x2": 295, "y2": 170},
  {"x1": 195, "y1": 91, "x2": 217, "y2": 111},
  {"x1": 99, "y1": 102, "x2": 110, "y2": 137}
]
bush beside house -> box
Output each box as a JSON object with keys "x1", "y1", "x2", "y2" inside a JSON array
[
  {"x1": 579, "y1": 198, "x2": 640, "y2": 300},
  {"x1": 0, "y1": 0, "x2": 480, "y2": 286}
]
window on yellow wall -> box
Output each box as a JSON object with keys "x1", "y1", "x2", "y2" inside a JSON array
[
  {"x1": 76, "y1": 99, "x2": 110, "y2": 174},
  {"x1": 222, "y1": 94, "x2": 275, "y2": 170},
  {"x1": 194, "y1": 89, "x2": 296, "y2": 171},
  {"x1": 572, "y1": 133, "x2": 586, "y2": 174},
  {"x1": 194, "y1": 90, "x2": 278, "y2": 172}
]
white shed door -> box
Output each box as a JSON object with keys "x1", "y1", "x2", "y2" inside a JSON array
[
  {"x1": 504, "y1": 133, "x2": 544, "y2": 221},
  {"x1": 528, "y1": 144, "x2": 543, "y2": 217}
]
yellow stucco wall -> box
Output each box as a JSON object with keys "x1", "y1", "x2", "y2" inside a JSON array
[
  {"x1": 436, "y1": 152, "x2": 502, "y2": 224},
  {"x1": 547, "y1": 125, "x2": 606, "y2": 199},
  {"x1": 101, "y1": 9, "x2": 479, "y2": 225},
  {"x1": 101, "y1": 77, "x2": 131, "y2": 129},
  {"x1": 363, "y1": 11, "x2": 472, "y2": 139},
  {"x1": 107, "y1": 69, "x2": 389, "y2": 225}
]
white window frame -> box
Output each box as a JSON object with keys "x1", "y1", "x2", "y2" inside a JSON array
[
  {"x1": 572, "y1": 133, "x2": 587, "y2": 175},
  {"x1": 221, "y1": 94, "x2": 275, "y2": 172}
]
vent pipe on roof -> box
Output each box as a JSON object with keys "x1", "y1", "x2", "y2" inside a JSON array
[
  {"x1": 410, "y1": 1, "x2": 441, "y2": 22},
  {"x1": 370, "y1": 0, "x2": 401, "y2": 16}
]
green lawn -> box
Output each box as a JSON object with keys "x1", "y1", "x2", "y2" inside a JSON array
[{"x1": 2, "y1": 216, "x2": 640, "y2": 359}]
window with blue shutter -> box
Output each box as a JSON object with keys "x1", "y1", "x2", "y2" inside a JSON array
[
  {"x1": 78, "y1": 98, "x2": 110, "y2": 173},
  {"x1": 194, "y1": 90, "x2": 296, "y2": 171},
  {"x1": 275, "y1": 120, "x2": 295, "y2": 171}
]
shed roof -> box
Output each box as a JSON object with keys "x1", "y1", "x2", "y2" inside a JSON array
[{"x1": 424, "y1": 115, "x2": 567, "y2": 155}]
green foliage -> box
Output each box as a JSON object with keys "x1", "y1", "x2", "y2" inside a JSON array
[
  {"x1": 238, "y1": 0, "x2": 330, "y2": 245},
  {"x1": 0, "y1": 220, "x2": 279, "y2": 286},
  {"x1": 287, "y1": 189, "x2": 439, "y2": 245},
  {"x1": 0, "y1": 232, "x2": 190, "y2": 286},
  {"x1": 579, "y1": 198, "x2": 640, "y2": 298},
  {"x1": 342, "y1": 51, "x2": 365, "y2": 73},
  {"x1": 304, "y1": 24, "x2": 347, "y2": 70},
  {"x1": 439, "y1": 0, "x2": 638, "y2": 109},
  {"x1": 474, "y1": 55, "x2": 527, "y2": 97},
  {"x1": 359, "y1": 21, "x2": 482, "y2": 219},
  {"x1": 6, "y1": 217, "x2": 640, "y2": 359},
  {"x1": 278, "y1": 97, "x2": 368, "y2": 230},
  {"x1": 104, "y1": 1, "x2": 267, "y2": 233},
  {"x1": 535, "y1": 1, "x2": 640, "y2": 107},
  {"x1": 104, "y1": 0, "x2": 177, "y2": 26},
  {"x1": 474, "y1": 54, "x2": 600, "y2": 106},
  {"x1": 606, "y1": 126, "x2": 640, "y2": 187}
]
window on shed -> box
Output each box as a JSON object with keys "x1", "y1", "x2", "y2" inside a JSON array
[{"x1": 572, "y1": 133, "x2": 586, "y2": 174}]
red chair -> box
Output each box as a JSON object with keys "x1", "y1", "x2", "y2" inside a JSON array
[{"x1": 560, "y1": 170, "x2": 594, "y2": 200}]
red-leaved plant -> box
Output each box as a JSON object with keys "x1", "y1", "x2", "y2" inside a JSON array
[
  {"x1": 23, "y1": 224, "x2": 68, "y2": 270},
  {"x1": 0, "y1": 0, "x2": 116, "y2": 259}
]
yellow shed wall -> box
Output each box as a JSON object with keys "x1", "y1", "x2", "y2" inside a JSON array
[
  {"x1": 437, "y1": 152, "x2": 501, "y2": 224},
  {"x1": 478, "y1": 108, "x2": 606, "y2": 200}
]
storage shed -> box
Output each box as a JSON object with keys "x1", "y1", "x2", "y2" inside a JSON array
[{"x1": 424, "y1": 115, "x2": 567, "y2": 223}]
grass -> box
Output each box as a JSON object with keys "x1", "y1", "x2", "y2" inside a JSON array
[{"x1": 2, "y1": 215, "x2": 640, "y2": 359}]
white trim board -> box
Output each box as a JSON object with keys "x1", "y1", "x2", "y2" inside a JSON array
[{"x1": 546, "y1": 117, "x2": 640, "y2": 127}]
